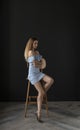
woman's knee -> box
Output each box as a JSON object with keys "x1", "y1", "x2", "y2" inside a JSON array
[
  {"x1": 51, "y1": 77, "x2": 54, "y2": 85},
  {"x1": 48, "y1": 77, "x2": 54, "y2": 85}
]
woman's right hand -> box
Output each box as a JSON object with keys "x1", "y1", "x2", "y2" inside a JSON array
[{"x1": 32, "y1": 60, "x2": 42, "y2": 68}]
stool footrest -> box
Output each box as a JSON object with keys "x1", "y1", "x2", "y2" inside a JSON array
[
  {"x1": 28, "y1": 96, "x2": 37, "y2": 98},
  {"x1": 28, "y1": 102, "x2": 37, "y2": 104}
]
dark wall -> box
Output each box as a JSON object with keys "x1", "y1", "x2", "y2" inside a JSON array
[{"x1": 1, "y1": 0, "x2": 80, "y2": 101}]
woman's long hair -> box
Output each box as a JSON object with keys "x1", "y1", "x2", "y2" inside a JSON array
[{"x1": 24, "y1": 37, "x2": 38, "y2": 61}]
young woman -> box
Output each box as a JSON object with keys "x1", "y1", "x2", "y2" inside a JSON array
[{"x1": 24, "y1": 37, "x2": 54, "y2": 122}]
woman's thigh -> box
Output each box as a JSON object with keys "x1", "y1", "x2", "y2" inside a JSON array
[
  {"x1": 34, "y1": 81, "x2": 45, "y2": 94},
  {"x1": 42, "y1": 74, "x2": 54, "y2": 83}
]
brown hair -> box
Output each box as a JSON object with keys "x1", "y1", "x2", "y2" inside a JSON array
[{"x1": 24, "y1": 37, "x2": 38, "y2": 60}]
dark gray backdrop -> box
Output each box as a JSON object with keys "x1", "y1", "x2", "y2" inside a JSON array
[{"x1": 1, "y1": 0, "x2": 80, "y2": 101}]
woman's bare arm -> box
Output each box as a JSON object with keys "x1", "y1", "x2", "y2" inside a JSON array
[{"x1": 33, "y1": 60, "x2": 42, "y2": 68}]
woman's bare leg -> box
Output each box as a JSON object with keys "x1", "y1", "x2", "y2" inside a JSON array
[
  {"x1": 34, "y1": 81, "x2": 46, "y2": 120},
  {"x1": 42, "y1": 75, "x2": 54, "y2": 92}
]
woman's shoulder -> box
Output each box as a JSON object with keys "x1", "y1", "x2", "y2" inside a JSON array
[
  {"x1": 28, "y1": 50, "x2": 34, "y2": 57},
  {"x1": 27, "y1": 51, "x2": 35, "y2": 62},
  {"x1": 28, "y1": 50, "x2": 40, "y2": 56},
  {"x1": 27, "y1": 50, "x2": 36, "y2": 62},
  {"x1": 28, "y1": 50, "x2": 40, "y2": 59}
]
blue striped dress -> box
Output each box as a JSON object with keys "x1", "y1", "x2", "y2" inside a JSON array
[{"x1": 26, "y1": 54, "x2": 45, "y2": 85}]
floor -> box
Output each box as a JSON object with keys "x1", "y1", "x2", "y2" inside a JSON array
[{"x1": 0, "y1": 101, "x2": 80, "y2": 130}]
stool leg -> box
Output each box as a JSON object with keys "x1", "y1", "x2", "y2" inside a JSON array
[{"x1": 25, "y1": 80, "x2": 30, "y2": 117}]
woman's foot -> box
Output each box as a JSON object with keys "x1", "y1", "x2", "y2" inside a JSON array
[
  {"x1": 36, "y1": 114, "x2": 44, "y2": 123},
  {"x1": 35, "y1": 112, "x2": 44, "y2": 123}
]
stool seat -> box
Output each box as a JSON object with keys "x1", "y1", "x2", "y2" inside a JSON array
[{"x1": 25, "y1": 80, "x2": 48, "y2": 117}]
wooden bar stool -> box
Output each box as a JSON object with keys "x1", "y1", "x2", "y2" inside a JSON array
[{"x1": 25, "y1": 80, "x2": 49, "y2": 117}]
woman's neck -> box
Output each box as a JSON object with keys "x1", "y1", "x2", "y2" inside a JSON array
[{"x1": 32, "y1": 49, "x2": 36, "y2": 52}]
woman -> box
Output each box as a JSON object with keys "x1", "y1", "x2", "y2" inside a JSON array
[{"x1": 24, "y1": 37, "x2": 54, "y2": 122}]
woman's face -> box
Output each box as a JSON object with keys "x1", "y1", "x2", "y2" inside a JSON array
[{"x1": 33, "y1": 40, "x2": 38, "y2": 50}]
